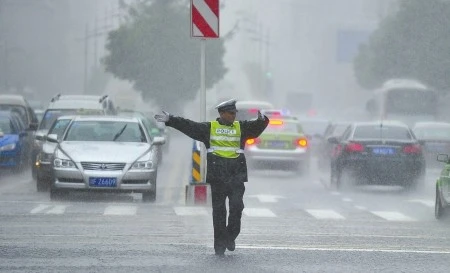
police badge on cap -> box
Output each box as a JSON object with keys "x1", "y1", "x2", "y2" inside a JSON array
[{"x1": 215, "y1": 99, "x2": 238, "y2": 113}]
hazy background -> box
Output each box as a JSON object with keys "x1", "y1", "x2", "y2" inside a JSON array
[{"x1": 0, "y1": 0, "x2": 398, "y2": 115}]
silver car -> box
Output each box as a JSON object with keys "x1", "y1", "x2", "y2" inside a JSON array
[{"x1": 47, "y1": 116, "x2": 164, "y2": 202}]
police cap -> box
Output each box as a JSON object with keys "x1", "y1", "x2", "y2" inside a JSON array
[{"x1": 215, "y1": 99, "x2": 238, "y2": 113}]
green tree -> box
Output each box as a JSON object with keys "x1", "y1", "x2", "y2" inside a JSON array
[
  {"x1": 103, "y1": 0, "x2": 228, "y2": 112},
  {"x1": 354, "y1": 0, "x2": 450, "y2": 92}
]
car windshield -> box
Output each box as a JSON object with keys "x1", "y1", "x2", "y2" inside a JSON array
[
  {"x1": 39, "y1": 109, "x2": 104, "y2": 130},
  {"x1": 64, "y1": 120, "x2": 146, "y2": 142},
  {"x1": 354, "y1": 125, "x2": 412, "y2": 140},
  {"x1": 0, "y1": 118, "x2": 13, "y2": 134},
  {"x1": 413, "y1": 126, "x2": 450, "y2": 141}
]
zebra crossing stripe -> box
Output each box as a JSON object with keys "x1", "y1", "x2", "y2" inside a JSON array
[
  {"x1": 305, "y1": 209, "x2": 345, "y2": 220},
  {"x1": 46, "y1": 205, "x2": 67, "y2": 214},
  {"x1": 371, "y1": 211, "x2": 416, "y2": 221},
  {"x1": 174, "y1": 206, "x2": 208, "y2": 216},
  {"x1": 30, "y1": 204, "x2": 51, "y2": 214},
  {"x1": 103, "y1": 205, "x2": 137, "y2": 216}
]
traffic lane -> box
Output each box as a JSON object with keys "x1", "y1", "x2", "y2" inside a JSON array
[{"x1": 1, "y1": 229, "x2": 449, "y2": 272}]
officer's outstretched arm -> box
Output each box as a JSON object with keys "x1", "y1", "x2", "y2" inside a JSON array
[
  {"x1": 241, "y1": 114, "x2": 269, "y2": 139},
  {"x1": 164, "y1": 115, "x2": 210, "y2": 143}
]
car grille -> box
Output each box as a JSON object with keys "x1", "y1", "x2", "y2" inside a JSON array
[{"x1": 81, "y1": 162, "x2": 126, "y2": 171}]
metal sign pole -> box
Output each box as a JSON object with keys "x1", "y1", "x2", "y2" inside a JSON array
[{"x1": 200, "y1": 38, "x2": 207, "y2": 183}]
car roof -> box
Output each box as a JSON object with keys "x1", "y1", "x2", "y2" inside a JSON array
[
  {"x1": 354, "y1": 120, "x2": 409, "y2": 128},
  {"x1": 0, "y1": 95, "x2": 28, "y2": 107},
  {"x1": 57, "y1": 95, "x2": 103, "y2": 101},
  {"x1": 72, "y1": 115, "x2": 139, "y2": 122},
  {"x1": 47, "y1": 99, "x2": 104, "y2": 110},
  {"x1": 413, "y1": 121, "x2": 450, "y2": 128}
]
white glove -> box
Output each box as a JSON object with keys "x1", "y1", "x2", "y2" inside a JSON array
[
  {"x1": 154, "y1": 111, "x2": 170, "y2": 122},
  {"x1": 257, "y1": 110, "x2": 264, "y2": 120}
]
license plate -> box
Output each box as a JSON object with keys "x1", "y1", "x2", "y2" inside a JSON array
[
  {"x1": 89, "y1": 177, "x2": 117, "y2": 187},
  {"x1": 268, "y1": 141, "x2": 286, "y2": 148},
  {"x1": 372, "y1": 147, "x2": 395, "y2": 155}
]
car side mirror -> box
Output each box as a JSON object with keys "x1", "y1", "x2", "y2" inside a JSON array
[
  {"x1": 28, "y1": 122, "x2": 38, "y2": 131},
  {"x1": 437, "y1": 154, "x2": 449, "y2": 163},
  {"x1": 327, "y1": 136, "x2": 339, "y2": 144},
  {"x1": 46, "y1": 134, "x2": 59, "y2": 143},
  {"x1": 152, "y1": 136, "x2": 165, "y2": 145},
  {"x1": 150, "y1": 128, "x2": 160, "y2": 136}
]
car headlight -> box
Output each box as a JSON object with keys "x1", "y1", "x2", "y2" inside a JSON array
[
  {"x1": 132, "y1": 160, "x2": 154, "y2": 169},
  {"x1": 131, "y1": 151, "x2": 154, "y2": 169},
  {"x1": 0, "y1": 143, "x2": 16, "y2": 151},
  {"x1": 53, "y1": 149, "x2": 76, "y2": 169},
  {"x1": 39, "y1": 153, "x2": 53, "y2": 163}
]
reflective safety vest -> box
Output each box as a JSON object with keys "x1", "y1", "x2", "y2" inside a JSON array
[{"x1": 208, "y1": 121, "x2": 243, "y2": 158}]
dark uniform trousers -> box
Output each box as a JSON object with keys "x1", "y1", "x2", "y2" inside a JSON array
[{"x1": 210, "y1": 181, "x2": 245, "y2": 251}]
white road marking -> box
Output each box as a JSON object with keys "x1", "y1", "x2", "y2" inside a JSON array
[
  {"x1": 354, "y1": 205, "x2": 367, "y2": 210},
  {"x1": 30, "y1": 204, "x2": 51, "y2": 214},
  {"x1": 371, "y1": 211, "x2": 416, "y2": 221},
  {"x1": 46, "y1": 205, "x2": 67, "y2": 214},
  {"x1": 342, "y1": 197, "x2": 353, "y2": 202},
  {"x1": 173, "y1": 206, "x2": 208, "y2": 216},
  {"x1": 247, "y1": 194, "x2": 285, "y2": 203},
  {"x1": 305, "y1": 209, "x2": 345, "y2": 220},
  {"x1": 408, "y1": 199, "x2": 434, "y2": 208},
  {"x1": 103, "y1": 205, "x2": 137, "y2": 216},
  {"x1": 243, "y1": 208, "x2": 276, "y2": 217},
  {"x1": 237, "y1": 245, "x2": 450, "y2": 254}
]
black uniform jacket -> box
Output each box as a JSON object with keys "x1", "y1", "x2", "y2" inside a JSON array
[{"x1": 165, "y1": 115, "x2": 269, "y2": 184}]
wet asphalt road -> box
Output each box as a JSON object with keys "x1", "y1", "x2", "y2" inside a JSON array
[{"x1": 1, "y1": 136, "x2": 450, "y2": 272}]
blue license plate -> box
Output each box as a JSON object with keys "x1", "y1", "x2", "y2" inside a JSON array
[
  {"x1": 268, "y1": 141, "x2": 285, "y2": 148},
  {"x1": 372, "y1": 147, "x2": 395, "y2": 155},
  {"x1": 89, "y1": 177, "x2": 117, "y2": 187}
]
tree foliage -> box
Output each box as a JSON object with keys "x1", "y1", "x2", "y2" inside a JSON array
[
  {"x1": 103, "y1": 0, "x2": 228, "y2": 112},
  {"x1": 354, "y1": 0, "x2": 450, "y2": 92}
]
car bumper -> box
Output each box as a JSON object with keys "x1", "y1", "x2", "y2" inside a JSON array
[
  {"x1": 53, "y1": 168, "x2": 157, "y2": 193},
  {"x1": 0, "y1": 151, "x2": 20, "y2": 167},
  {"x1": 342, "y1": 157, "x2": 424, "y2": 182},
  {"x1": 245, "y1": 147, "x2": 309, "y2": 163}
]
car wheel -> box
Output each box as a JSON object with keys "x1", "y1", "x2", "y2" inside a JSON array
[
  {"x1": 36, "y1": 174, "x2": 49, "y2": 192},
  {"x1": 142, "y1": 191, "x2": 156, "y2": 203},
  {"x1": 435, "y1": 186, "x2": 446, "y2": 220}
]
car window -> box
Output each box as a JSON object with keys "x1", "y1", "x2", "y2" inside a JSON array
[
  {"x1": 48, "y1": 119, "x2": 72, "y2": 139},
  {"x1": 354, "y1": 125, "x2": 412, "y2": 140},
  {"x1": 0, "y1": 118, "x2": 13, "y2": 134},
  {"x1": 0, "y1": 105, "x2": 28, "y2": 124},
  {"x1": 65, "y1": 121, "x2": 146, "y2": 142},
  {"x1": 40, "y1": 109, "x2": 104, "y2": 130}
]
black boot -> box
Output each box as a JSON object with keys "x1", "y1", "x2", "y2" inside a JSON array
[{"x1": 226, "y1": 240, "x2": 235, "y2": 251}]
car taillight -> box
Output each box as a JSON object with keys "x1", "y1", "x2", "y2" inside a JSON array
[
  {"x1": 345, "y1": 142, "x2": 364, "y2": 152},
  {"x1": 294, "y1": 138, "x2": 308, "y2": 148},
  {"x1": 246, "y1": 138, "x2": 261, "y2": 145},
  {"x1": 403, "y1": 144, "x2": 421, "y2": 154}
]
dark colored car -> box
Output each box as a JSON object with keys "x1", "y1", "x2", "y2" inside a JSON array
[
  {"x1": 328, "y1": 121, "x2": 425, "y2": 190},
  {"x1": 35, "y1": 116, "x2": 74, "y2": 192},
  {"x1": 0, "y1": 111, "x2": 32, "y2": 171},
  {"x1": 412, "y1": 122, "x2": 450, "y2": 169}
]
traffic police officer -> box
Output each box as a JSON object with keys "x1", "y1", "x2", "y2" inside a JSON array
[{"x1": 155, "y1": 99, "x2": 269, "y2": 256}]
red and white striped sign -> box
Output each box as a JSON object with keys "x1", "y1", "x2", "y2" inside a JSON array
[{"x1": 191, "y1": 0, "x2": 219, "y2": 38}]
